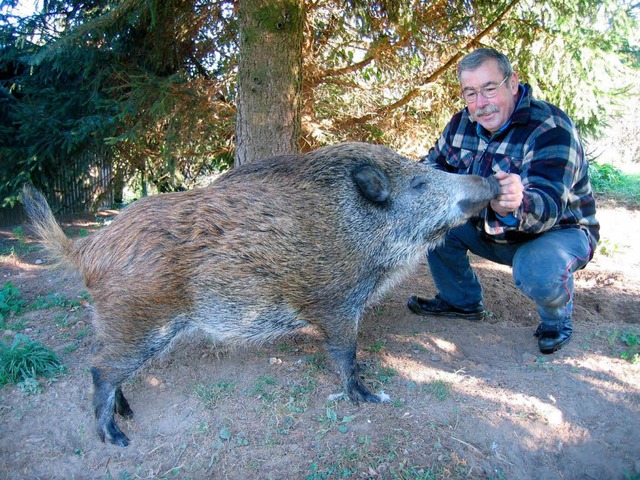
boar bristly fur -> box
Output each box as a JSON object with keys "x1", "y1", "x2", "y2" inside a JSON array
[{"x1": 22, "y1": 142, "x2": 498, "y2": 446}]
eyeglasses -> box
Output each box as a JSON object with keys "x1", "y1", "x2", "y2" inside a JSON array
[{"x1": 461, "y1": 74, "x2": 511, "y2": 104}]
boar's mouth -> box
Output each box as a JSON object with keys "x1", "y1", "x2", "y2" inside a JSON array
[
  {"x1": 457, "y1": 176, "x2": 500, "y2": 216},
  {"x1": 458, "y1": 198, "x2": 490, "y2": 216}
]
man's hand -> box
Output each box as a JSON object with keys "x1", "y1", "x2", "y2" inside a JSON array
[{"x1": 491, "y1": 171, "x2": 524, "y2": 217}]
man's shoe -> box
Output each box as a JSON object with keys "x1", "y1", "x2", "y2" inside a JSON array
[
  {"x1": 407, "y1": 295, "x2": 485, "y2": 321},
  {"x1": 535, "y1": 323, "x2": 573, "y2": 354}
]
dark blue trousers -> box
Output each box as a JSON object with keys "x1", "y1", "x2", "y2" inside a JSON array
[{"x1": 427, "y1": 221, "x2": 593, "y2": 329}]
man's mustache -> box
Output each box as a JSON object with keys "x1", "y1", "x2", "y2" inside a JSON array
[{"x1": 474, "y1": 105, "x2": 499, "y2": 117}]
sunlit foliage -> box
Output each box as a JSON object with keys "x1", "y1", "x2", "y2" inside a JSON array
[{"x1": 1, "y1": 0, "x2": 638, "y2": 203}]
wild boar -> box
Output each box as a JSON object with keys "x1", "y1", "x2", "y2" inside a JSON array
[{"x1": 22, "y1": 142, "x2": 499, "y2": 446}]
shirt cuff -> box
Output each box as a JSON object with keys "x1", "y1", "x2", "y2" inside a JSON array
[{"x1": 495, "y1": 212, "x2": 518, "y2": 226}]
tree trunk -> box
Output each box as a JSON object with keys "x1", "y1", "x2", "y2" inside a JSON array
[{"x1": 234, "y1": 0, "x2": 304, "y2": 166}]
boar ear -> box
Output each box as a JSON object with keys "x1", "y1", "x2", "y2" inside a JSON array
[{"x1": 352, "y1": 165, "x2": 391, "y2": 203}]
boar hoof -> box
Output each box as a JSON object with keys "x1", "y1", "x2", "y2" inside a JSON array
[
  {"x1": 98, "y1": 420, "x2": 130, "y2": 447},
  {"x1": 347, "y1": 379, "x2": 383, "y2": 404}
]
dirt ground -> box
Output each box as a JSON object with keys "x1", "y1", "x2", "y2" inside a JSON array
[{"x1": 0, "y1": 201, "x2": 638, "y2": 480}]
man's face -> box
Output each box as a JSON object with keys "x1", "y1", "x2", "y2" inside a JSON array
[{"x1": 460, "y1": 59, "x2": 519, "y2": 134}]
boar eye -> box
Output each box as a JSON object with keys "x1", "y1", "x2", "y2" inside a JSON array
[{"x1": 410, "y1": 176, "x2": 427, "y2": 191}]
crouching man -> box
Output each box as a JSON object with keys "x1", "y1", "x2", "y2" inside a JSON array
[{"x1": 408, "y1": 48, "x2": 600, "y2": 354}]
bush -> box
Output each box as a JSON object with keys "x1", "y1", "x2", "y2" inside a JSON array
[{"x1": 590, "y1": 162, "x2": 624, "y2": 191}]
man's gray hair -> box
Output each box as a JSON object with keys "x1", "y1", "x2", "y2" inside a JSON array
[{"x1": 457, "y1": 48, "x2": 514, "y2": 81}]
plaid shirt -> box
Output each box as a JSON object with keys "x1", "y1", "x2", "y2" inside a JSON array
[{"x1": 422, "y1": 83, "x2": 600, "y2": 249}]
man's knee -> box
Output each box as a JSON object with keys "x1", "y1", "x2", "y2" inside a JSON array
[{"x1": 513, "y1": 256, "x2": 570, "y2": 308}]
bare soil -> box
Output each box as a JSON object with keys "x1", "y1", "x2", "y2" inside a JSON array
[{"x1": 0, "y1": 203, "x2": 639, "y2": 480}]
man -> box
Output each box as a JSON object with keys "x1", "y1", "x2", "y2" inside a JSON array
[{"x1": 408, "y1": 48, "x2": 599, "y2": 354}]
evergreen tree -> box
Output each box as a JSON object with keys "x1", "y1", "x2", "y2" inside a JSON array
[{"x1": 1, "y1": 0, "x2": 638, "y2": 207}]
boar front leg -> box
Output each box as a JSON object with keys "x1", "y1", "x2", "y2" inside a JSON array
[{"x1": 325, "y1": 325, "x2": 382, "y2": 404}]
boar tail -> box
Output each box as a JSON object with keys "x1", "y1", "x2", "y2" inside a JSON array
[{"x1": 21, "y1": 184, "x2": 78, "y2": 267}]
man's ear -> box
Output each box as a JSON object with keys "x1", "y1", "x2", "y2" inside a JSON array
[{"x1": 509, "y1": 72, "x2": 519, "y2": 94}]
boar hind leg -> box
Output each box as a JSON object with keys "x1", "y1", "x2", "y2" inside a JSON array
[
  {"x1": 91, "y1": 320, "x2": 188, "y2": 446},
  {"x1": 326, "y1": 332, "x2": 382, "y2": 404},
  {"x1": 91, "y1": 366, "x2": 134, "y2": 447},
  {"x1": 114, "y1": 386, "x2": 133, "y2": 417}
]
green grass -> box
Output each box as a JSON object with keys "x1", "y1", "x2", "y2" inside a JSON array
[
  {"x1": 366, "y1": 340, "x2": 385, "y2": 353},
  {"x1": 306, "y1": 432, "x2": 470, "y2": 479},
  {"x1": 585, "y1": 328, "x2": 640, "y2": 364},
  {"x1": 597, "y1": 238, "x2": 621, "y2": 257},
  {"x1": 376, "y1": 365, "x2": 397, "y2": 384},
  {"x1": 608, "y1": 329, "x2": 640, "y2": 364},
  {"x1": 305, "y1": 352, "x2": 328, "y2": 373},
  {"x1": 12, "y1": 226, "x2": 26, "y2": 247},
  {"x1": 194, "y1": 381, "x2": 236, "y2": 407},
  {"x1": 0, "y1": 334, "x2": 65, "y2": 387},
  {"x1": 590, "y1": 162, "x2": 640, "y2": 206},
  {"x1": 285, "y1": 376, "x2": 317, "y2": 414},
  {"x1": 314, "y1": 405, "x2": 357, "y2": 439},
  {"x1": 619, "y1": 331, "x2": 639, "y2": 364},
  {"x1": 0, "y1": 281, "x2": 25, "y2": 327},
  {"x1": 424, "y1": 379, "x2": 452, "y2": 401},
  {"x1": 29, "y1": 292, "x2": 82, "y2": 311},
  {"x1": 0, "y1": 227, "x2": 39, "y2": 256},
  {"x1": 249, "y1": 375, "x2": 278, "y2": 401}
]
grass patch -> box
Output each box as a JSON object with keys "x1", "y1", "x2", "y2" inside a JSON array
[
  {"x1": 314, "y1": 405, "x2": 357, "y2": 439},
  {"x1": 54, "y1": 313, "x2": 72, "y2": 329},
  {"x1": 249, "y1": 375, "x2": 277, "y2": 401},
  {"x1": 0, "y1": 334, "x2": 65, "y2": 387},
  {"x1": 0, "y1": 281, "x2": 25, "y2": 327},
  {"x1": 29, "y1": 292, "x2": 82, "y2": 311},
  {"x1": 307, "y1": 433, "x2": 469, "y2": 479},
  {"x1": 285, "y1": 377, "x2": 317, "y2": 414},
  {"x1": 12, "y1": 226, "x2": 26, "y2": 247},
  {"x1": 597, "y1": 238, "x2": 620, "y2": 257},
  {"x1": 371, "y1": 362, "x2": 397, "y2": 385},
  {"x1": 608, "y1": 329, "x2": 640, "y2": 364},
  {"x1": 619, "y1": 332, "x2": 640, "y2": 364},
  {"x1": 305, "y1": 352, "x2": 328, "y2": 373},
  {"x1": 586, "y1": 328, "x2": 640, "y2": 364},
  {"x1": 424, "y1": 379, "x2": 452, "y2": 401},
  {"x1": 74, "y1": 326, "x2": 91, "y2": 340},
  {"x1": 0, "y1": 227, "x2": 39, "y2": 256},
  {"x1": 366, "y1": 340, "x2": 385, "y2": 353},
  {"x1": 590, "y1": 162, "x2": 640, "y2": 206},
  {"x1": 194, "y1": 381, "x2": 236, "y2": 407}
]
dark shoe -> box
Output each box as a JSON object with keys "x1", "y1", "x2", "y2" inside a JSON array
[
  {"x1": 535, "y1": 323, "x2": 573, "y2": 354},
  {"x1": 407, "y1": 295, "x2": 485, "y2": 321}
]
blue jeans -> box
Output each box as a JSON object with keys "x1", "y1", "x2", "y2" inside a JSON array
[{"x1": 427, "y1": 221, "x2": 593, "y2": 329}]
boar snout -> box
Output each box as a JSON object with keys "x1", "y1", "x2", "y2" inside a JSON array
[
  {"x1": 485, "y1": 175, "x2": 500, "y2": 198},
  {"x1": 457, "y1": 175, "x2": 500, "y2": 216}
]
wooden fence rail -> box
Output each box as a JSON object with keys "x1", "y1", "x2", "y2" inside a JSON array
[{"x1": 0, "y1": 154, "x2": 114, "y2": 227}]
